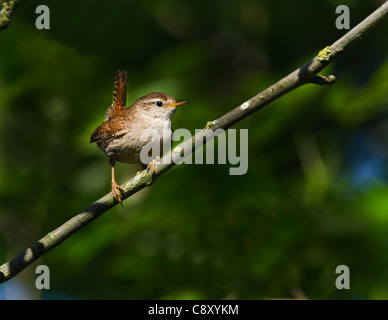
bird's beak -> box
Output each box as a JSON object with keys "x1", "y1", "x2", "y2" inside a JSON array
[{"x1": 166, "y1": 100, "x2": 190, "y2": 108}]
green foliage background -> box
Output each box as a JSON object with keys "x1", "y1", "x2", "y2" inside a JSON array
[{"x1": 0, "y1": 0, "x2": 388, "y2": 299}]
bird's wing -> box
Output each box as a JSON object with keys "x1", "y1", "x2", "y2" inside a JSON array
[
  {"x1": 105, "y1": 70, "x2": 127, "y2": 120},
  {"x1": 89, "y1": 115, "x2": 130, "y2": 143}
]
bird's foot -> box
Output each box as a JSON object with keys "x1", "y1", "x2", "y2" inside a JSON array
[
  {"x1": 146, "y1": 156, "x2": 160, "y2": 180},
  {"x1": 112, "y1": 181, "x2": 124, "y2": 206}
]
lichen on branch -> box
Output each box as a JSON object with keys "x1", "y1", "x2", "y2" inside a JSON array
[{"x1": 0, "y1": 0, "x2": 19, "y2": 32}]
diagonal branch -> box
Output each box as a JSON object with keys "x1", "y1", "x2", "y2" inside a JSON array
[
  {"x1": 0, "y1": 0, "x2": 19, "y2": 33},
  {"x1": 1, "y1": 1, "x2": 387, "y2": 284}
]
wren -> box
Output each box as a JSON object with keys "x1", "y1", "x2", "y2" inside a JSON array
[{"x1": 90, "y1": 70, "x2": 188, "y2": 204}]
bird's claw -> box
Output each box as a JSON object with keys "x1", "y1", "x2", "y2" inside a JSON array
[
  {"x1": 146, "y1": 157, "x2": 160, "y2": 180},
  {"x1": 112, "y1": 181, "x2": 124, "y2": 206}
]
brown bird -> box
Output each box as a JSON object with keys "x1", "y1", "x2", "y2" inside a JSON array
[{"x1": 90, "y1": 70, "x2": 188, "y2": 204}]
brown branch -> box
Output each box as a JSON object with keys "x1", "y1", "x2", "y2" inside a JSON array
[
  {"x1": 1, "y1": 1, "x2": 387, "y2": 284},
  {"x1": 310, "y1": 75, "x2": 336, "y2": 86}
]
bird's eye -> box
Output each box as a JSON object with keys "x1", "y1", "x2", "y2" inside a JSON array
[{"x1": 156, "y1": 100, "x2": 163, "y2": 107}]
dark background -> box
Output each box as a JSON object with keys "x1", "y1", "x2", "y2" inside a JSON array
[{"x1": 0, "y1": 0, "x2": 388, "y2": 299}]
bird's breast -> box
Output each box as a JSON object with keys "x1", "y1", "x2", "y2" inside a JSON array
[{"x1": 99, "y1": 118, "x2": 173, "y2": 164}]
